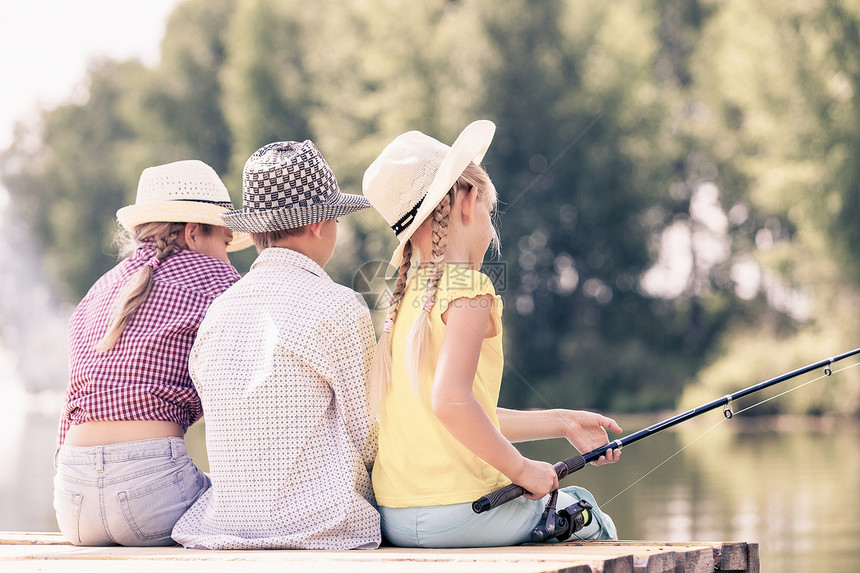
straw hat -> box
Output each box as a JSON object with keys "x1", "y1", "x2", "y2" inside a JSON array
[
  {"x1": 221, "y1": 140, "x2": 371, "y2": 232},
  {"x1": 362, "y1": 120, "x2": 495, "y2": 273},
  {"x1": 116, "y1": 160, "x2": 252, "y2": 252}
]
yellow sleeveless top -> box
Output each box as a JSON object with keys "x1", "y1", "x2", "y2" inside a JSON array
[{"x1": 372, "y1": 265, "x2": 511, "y2": 508}]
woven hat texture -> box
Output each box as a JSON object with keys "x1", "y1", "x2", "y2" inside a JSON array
[
  {"x1": 116, "y1": 159, "x2": 251, "y2": 252},
  {"x1": 221, "y1": 140, "x2": 371, "y2": 232},
  {"x1": 362, "y1": 120, "x2": 495, "y2": 273}
]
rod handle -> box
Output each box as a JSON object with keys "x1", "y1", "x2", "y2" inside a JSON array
[
  {"x1": 472, "y1": 454, "x2": 587, "y2": 513},
  {"x1": 472, "y1": 483, "x2": 524, "y2": 513},
  {"x1": 556, "y1": 454, "x2": 586, "y2": 479}
]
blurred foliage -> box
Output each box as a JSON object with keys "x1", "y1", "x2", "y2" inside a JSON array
[{"x1": 2, "y1": 0, "x2": 860, "y2": 414}]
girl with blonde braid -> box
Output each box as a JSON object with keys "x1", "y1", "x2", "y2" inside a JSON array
[
  {"x1": 363, "y1": 120, "x2": 622, "y2": 547},
  {"x1": 54, "y1": 160, "x2": 251, "y2": 546}
]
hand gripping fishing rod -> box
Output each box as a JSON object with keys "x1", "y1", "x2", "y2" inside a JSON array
[{"x1": 473, "y1": 346, "x2": 860, "y2": 514}]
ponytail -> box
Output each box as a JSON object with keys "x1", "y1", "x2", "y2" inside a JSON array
[
  {"x1": 373, "y1": 163, "x2": 496, "y2": 410},
  {"x1": 95, "y1": 222, "x2": 185, "y2": 353},
  {"x1": 368, "y1": 240, "x2": 413, "y2": 418},
  {"x1": 405, "y1": 192, "x2": 451, "y2": 395}
]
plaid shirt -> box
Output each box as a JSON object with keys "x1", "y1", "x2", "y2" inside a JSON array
[{"x1": 59, "y1": 243, "x2": 241, "y2": 445}]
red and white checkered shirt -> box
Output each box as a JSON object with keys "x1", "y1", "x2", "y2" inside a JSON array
[{"x1": 58, "y1": 243, "x2": 241, "y2": 445}]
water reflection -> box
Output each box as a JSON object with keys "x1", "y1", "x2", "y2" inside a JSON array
[
  {"x1": 519, "y1": 414, "x2": 860, "y2": 573},
  {"x1": 1, "y1": 402, "x2": 858, "y2": 571},
  {"x1": 0, "y1": 365, "x2": 64, "y2": 531},
  {"x1": 0, "y1": 188, "x2": 74, "y2": 531}
]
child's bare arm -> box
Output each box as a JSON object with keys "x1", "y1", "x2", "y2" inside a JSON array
[
  {"x1": 497, "y1": 408, "x2": 622, "y2": 466},
  {"x1": 430, "y1": 295, "x2": 558, "y2": 499}
]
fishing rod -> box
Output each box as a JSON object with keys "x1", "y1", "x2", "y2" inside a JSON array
[{"x1": 473, "y1": 346, "x2": 860, "y2": 515}]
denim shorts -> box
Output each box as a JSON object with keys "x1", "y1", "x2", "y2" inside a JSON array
[
  {"x1": 53, "y1": 437, "x2": 210, "y2": 546},
  {"x1": 379, "y1": 485, "x2": 617, "y2": 548}
]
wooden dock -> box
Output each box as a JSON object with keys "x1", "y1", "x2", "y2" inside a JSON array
[{"x1": 1, "y1": 532, "x2": 758, "y2": 572}]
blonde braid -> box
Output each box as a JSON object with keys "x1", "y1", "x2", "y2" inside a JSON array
[
  {"x1": 385, "y1": 240, "x2": 413, "y2": 333},
  {"x1": 154, "y1": 224, "x2": 183, "y2": 263},
  {"x1": 368, "y1": 240, "x2": 413, "y2": 418},
  {"x1": 405, "y1": 193, "x2": 451, "y2": 394},
  {"x1": 96, "y1": 222, "x2": 184, "y2": 353}
]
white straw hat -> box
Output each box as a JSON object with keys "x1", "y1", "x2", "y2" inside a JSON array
[
  {"x1": 362, "y1": 120, "x2": 496, "y2": 273},
  {"x1": 116, "y1": 160, "x2": 252, "y2": 252},
  {"x1": 221, "y1": 140, "x2": 371, "y2": 232}
]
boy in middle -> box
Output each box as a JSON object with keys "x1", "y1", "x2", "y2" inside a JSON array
[{"x1": 172, "y1": 140, "x2": 380, "y2": 549}]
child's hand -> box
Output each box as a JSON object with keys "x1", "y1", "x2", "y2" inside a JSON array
[
  {"x1": 514, "y1": 457, "x2": 559, "y2": 500},
  {"x1": 558, "y1": 410, "x2": 623, "y2": 465},
  {"x1": 590, "y1": 446, "x2": 622, "y2": 466}
]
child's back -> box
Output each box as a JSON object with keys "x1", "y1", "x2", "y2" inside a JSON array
[
  {"x1": 172, "y1": 139, "x2": 380, "y2": 550},
  {"x1": 173, "y1": 248, "x2": 378, "y2": 549},
  {"x1": 374, "y1": 265, "x2": 506, "y2": 508},
  {"x1": 363, "y1": 120, "x2": 621, "y2": 548}
]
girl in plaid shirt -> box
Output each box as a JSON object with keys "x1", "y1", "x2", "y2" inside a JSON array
[{"x1": 53, "y1": 160, "x2": 251, "y2": 546}]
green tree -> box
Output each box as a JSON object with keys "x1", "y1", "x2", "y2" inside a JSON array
[
  {"x1": 128, "y1": 0, "x2": 238, "y2": 173},
  {"x1": 7, "y1": 0, "x2": 857, "y2": 416},
  {"x1": 221, "y1": 0, "x2": 314, "y2": 175},
  {"x1": 475, "y1": 1, "x2": 703, "y2": 411},
  {"x1": 1, "y1": 59, "x2": 147, "y2": 300},
  {"x1": 679, "y1": 0, "x2": 860, "y2": 416},
  {"x1": 288, "y1": 0, "x2": 485, "y2": 287}
]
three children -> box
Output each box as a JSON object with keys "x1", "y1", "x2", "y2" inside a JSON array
[{"x1": 56, "y1": 123, "x2": 621, "y2": 550}]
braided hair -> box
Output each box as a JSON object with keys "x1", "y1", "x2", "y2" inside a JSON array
[
  {"x1": 95, "y1": 222, "x2": 187, "y2": 353},
  {"x1": 404, "y1": 192, "x2": 451, "y2": 395},
  {"x1": 368, "y1": 162, "x2": 498, "y2": 416},
  {"x1": 368, "y1": 240, "x2": 413, "y2": 417}
]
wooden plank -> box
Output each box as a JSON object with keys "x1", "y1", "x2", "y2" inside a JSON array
[
  {"x1": 0, "y1": 532, "x2": 71, "y2": 545},
  {"x1": 746, "y1": 544, "x2": 760, "y2": 573},
  {"x1": 560, "y1": 542, "x2": 718, "y2": 571},
  {"x1": 0, "y1": 532, "x2": 759, "y2": 573},
  {"x1": 671, "y1": 547, "x2": 714, "y2": 573},
  {"x1": 633, "y1": 552, "x2": 672, "y2": 573},
  {"x1": 715, "y1": 543, "x2": 759, "y2": 573},
  {"x1": 717, "y1": 543, "x2": 748, "y2": 570},
  {"x1": 600, "y1": 555, "x2": 636, "y2": 573}
]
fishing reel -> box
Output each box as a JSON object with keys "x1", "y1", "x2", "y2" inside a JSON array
[{"x1": 530, "y1": 489, "x2": 593, "y2": 543}]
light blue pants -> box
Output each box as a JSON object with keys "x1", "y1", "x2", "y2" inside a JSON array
[
  {"x1": 53, "y1": 437, "x2": 210, "y2": 546},
  {"x1": 379, "y1": 485, "x2": 617, "y2": 548}
]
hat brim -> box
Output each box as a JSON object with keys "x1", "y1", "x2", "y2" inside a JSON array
[
  {"x1": 116, "y1": 201, "x2": 252, "y2": 252},
  {"x1": 221, "y1": 193, "x2": 372, "y2": 233},
  {"x1": 386, "y1": 120, "x2": 496, "y2": 277}
]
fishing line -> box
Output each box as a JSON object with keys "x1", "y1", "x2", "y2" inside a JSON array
[
  {"x1": 600, "y1": 359, "x2": 860, "y2": 507},
  {"x1": 731, "y1": 360, "x2": 860, "y2": 417},
  {"x1": 601, "y1": 415, "x2": 728, "y2": 507}
]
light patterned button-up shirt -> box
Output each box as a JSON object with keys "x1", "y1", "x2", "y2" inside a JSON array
[{"x1": 172, "y1": 247, "x2": 380, "y2": 550}]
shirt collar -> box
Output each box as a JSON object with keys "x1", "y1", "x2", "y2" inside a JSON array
[
  {"x1": 129, "y1": 242, "x2": 212, "y2": 266},
  {"x1": 131, "y1": 242, "x2": 158, "y2": 260},
  {"x1": 251, "y1": 247, "x2": 330, "y2": 280}
]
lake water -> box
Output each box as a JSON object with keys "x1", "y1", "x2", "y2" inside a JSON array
[
  {"x1": 519, "y1": 414, "x2": 860, "y2": 573},
  {"x1": 2, "y1": 400, "x2": 857, "y2": 572}
]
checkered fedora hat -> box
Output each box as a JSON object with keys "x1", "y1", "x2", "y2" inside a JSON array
[{"x1": 221, "y1": 140, "x2": 371, "y2": 232}]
